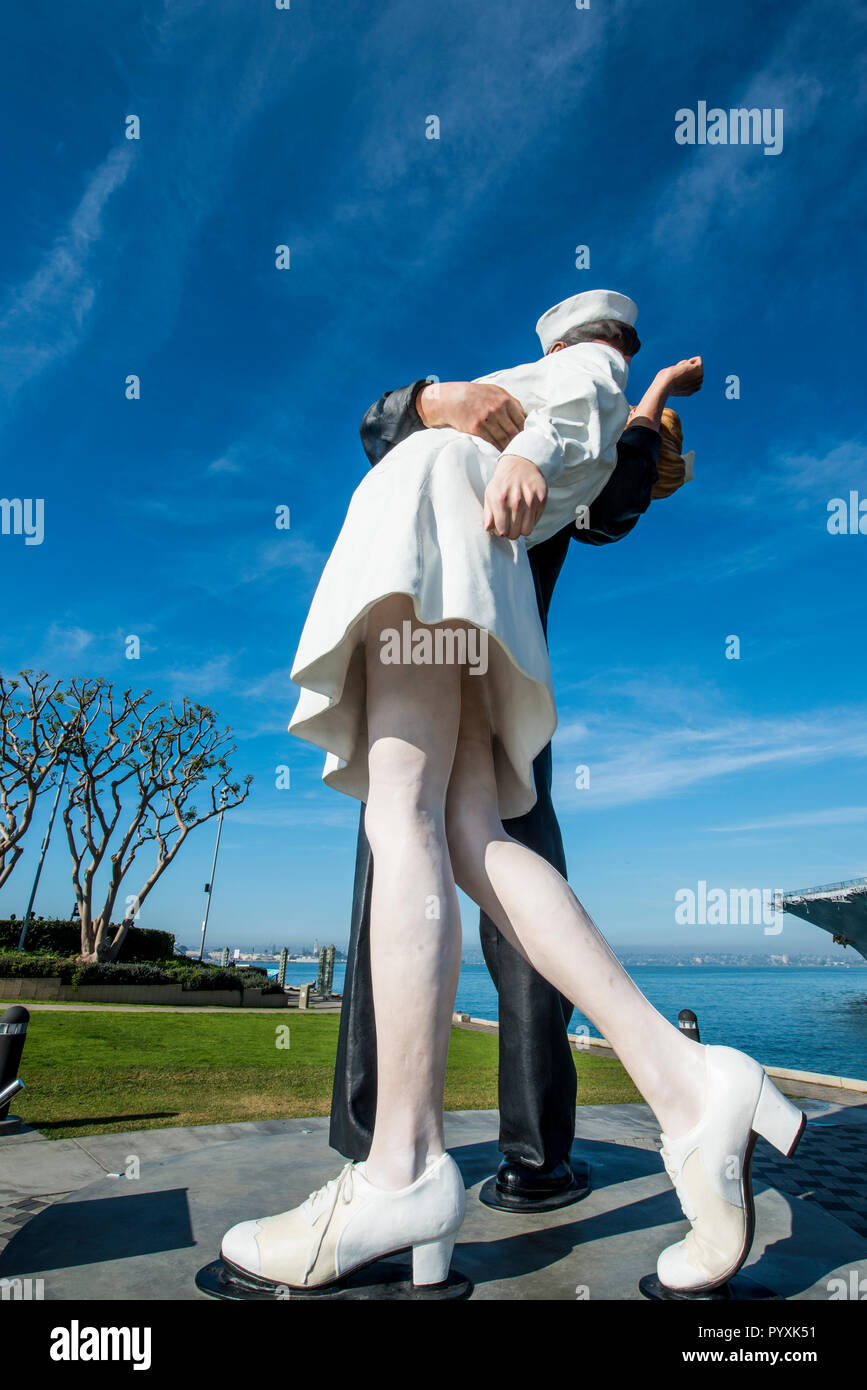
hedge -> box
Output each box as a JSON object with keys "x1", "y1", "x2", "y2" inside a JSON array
[
  {"x1": 238, "y1": 968, "x2": 284, "y2": 995},
  {"x1": 0, "y1": 954, "x2": 71, "y2": 980},
  {"x1": 67, "y1": 961, "x2": 179, "y2": 987},
  {"x1": 0, "y1": 919, "x2": 175, "y2": 963},
  {"x1": 0, "y1": 953, "x2": 243, "y2": 991},
  {"x1": 0, "y1": 944, "x2": 284, "y2": 995},
  {"x1": 157, "y1": 961, "x2": 243, "y2": 992}
]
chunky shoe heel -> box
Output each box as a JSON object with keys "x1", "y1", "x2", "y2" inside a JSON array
[
  {"x1": 220, "y1": 1151, "x2": 465, "y2": 1291},
  {"x1": 752, "y1": 1073, "x2": 806, "y2": 1157},
  {"x1": 412, "y1": 1235, "x2": 456, "y2": 1286},
  {"x1": 656, "y1": 1045, "x2": 808, "y2": 1294}
]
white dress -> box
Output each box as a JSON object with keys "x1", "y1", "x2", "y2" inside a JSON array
[{"x1": 288, "y1": 341, "x2": 629, "y2": 819}]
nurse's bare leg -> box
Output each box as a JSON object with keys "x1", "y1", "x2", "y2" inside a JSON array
[
  {"x1": 362, "y1": 594, "x2": 464, "y2": 1190},
  {"x1": 445, "y1": 673, "x2": 705, "y2": 1139}
]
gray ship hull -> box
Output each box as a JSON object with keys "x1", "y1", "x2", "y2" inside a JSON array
[{"x1": 783, "y1": 878, "x2": 867, "y2": 962}]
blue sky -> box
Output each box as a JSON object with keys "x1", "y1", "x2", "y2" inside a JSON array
[{"x1": 2, "y1": 0, "x2": 866, "y2": 957}]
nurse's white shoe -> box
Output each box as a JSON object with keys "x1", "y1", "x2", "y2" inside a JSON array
[
  {"x1": 656, "y1": 1044, "x2": 806, "y2": 1293},
  {"x1": 221, "y1": 1151, "x2": 466, "y2": 1290}
]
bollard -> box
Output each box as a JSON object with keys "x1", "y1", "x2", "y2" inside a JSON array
[
  {"x1": 677, "y1": 1008, "x2": 701, "y2": 1043},
  {"x1": 0, "y1": 1006, "x2": 29, "y2": 1135},
  {"x1": 316, "y1": 945, "x2": 335, "y2": 1000}
]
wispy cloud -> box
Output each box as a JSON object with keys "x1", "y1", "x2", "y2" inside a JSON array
[
  {"x1": 42, "y1": 623, "x2": 97, "y2": 659},
  {"x1": 207, "y1": 449, "x2": 247, "y2": 476},
  {"x1": 553, "y1": 705, "x2": 867, "y2": 809},
  {"x1": 229, "y1": 793, "x2": 358, "y2": 833},
  {"x1": 237, "y1": 536, "x2": 328, "y2": 587},
  {"x1": 162, "y1": 652, "x2": 236, "y2": 696},
  {"x1": 772, "y1": 441, "x2": 867, "y2": 501},
  {"x1": 1, "y1": 3, "x2": 307, "y2": 423},
  {"x1": 0, "y1": 145, "x2": 133, "y2": 405},
  {"x1": 240, "y1": 665, "x2": 296, "y2": 703},
  {"x1": 646, "y1": 14, "x2": 831, "y2": 258},
  {"x1": 713, "y1": 438, "x2": 867, "y2": 520},
  {"x1": 709, "y1": 805, "x2": 867, "y2": 833}
]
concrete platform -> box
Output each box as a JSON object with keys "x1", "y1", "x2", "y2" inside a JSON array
[{"x1": 1, "y1": 1106, "x2": 865, "y2": 1301}]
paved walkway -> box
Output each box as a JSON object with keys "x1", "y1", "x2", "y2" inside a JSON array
[{"x1": 0, "y1": 1098, "x2": 864, "y2": 1300}]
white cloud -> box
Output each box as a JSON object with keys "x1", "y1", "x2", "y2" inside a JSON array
[
  {"x1": 553, "y1": 705, "x2": 867, "y2": 809},
  {"x1": 646, "y1": 17, "x2": 830, "y2": 258},
  {"x1": 708, "y1": 805, "x2": 867, "y2": 833},
  {"x1": 162, "y1": 653, "x2": 236, "y2": 695},
  {"x1": 43, "y1": 623, "x2": 97, "y2": 658},
  {"x1": 237, "y1": 536, "x2": 329, "y2": 587},
  {"x1": 207, "y1": 452, "x2": 247, "y2": 476},
  {"x1": 0, "y1": 145, "x2": 134, "y2": 403},
  {"x1": 229, "y1": 795, "x2": 357, "y2": 833},
  {"x1": 240, "y1": 665, "x2": 296, "y2": 703},
  {"x1": 772, "y1": 441, "x2": 867, "y2": 499}
]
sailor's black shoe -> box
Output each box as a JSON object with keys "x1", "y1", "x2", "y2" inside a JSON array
[{"x1": 495, "y1": 1157, "x2": 575, "y2": 1199}]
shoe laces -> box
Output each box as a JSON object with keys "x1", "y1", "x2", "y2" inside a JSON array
[
  {"x1": 300, "y1": 1163, "x2": 358, "y2": 1283},
  {"x1": 660, "y1": 1140, "x2": 697, "y2": 1224}
]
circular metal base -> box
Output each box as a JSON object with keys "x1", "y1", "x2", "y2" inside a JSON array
[
  {"x1": 196, "y1": 1255, "x2": 473, "y2": 1301},
  {"x1": 478, "y1": 1159, "x2": 592, "y2": 1213},
  {"x1": 0, "y1": 1115, "x2": 22, "y2": 1136},
  {"x1": 639, "y1": 1272, "x2": 781, "y2": 1302}
]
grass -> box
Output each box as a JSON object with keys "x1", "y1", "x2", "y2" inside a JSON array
[
  {"x1": 10, "y1": 998, "x2": 267, "y2": 1009},
  {"x1": 11, "y1": 1010, "x2": 641, "y2": 1140}
]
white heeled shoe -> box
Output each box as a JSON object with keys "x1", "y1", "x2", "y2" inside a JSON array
[
  {"x1": 656, "y1": 1044, "x2": 806, "y2": 1293},
  {"x1": 220, "y1": 1151, "x2": 466, "y2": 1290}
]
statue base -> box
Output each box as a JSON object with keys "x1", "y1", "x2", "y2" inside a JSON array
[
  {"x1": 196, "y1": 1256, "x2": 472, "y2": 1301},
  {"x1": 639, "y1": 1272, "x2": 780, "y2": 1301},
  {"x1": 478, "y1": 1159, "x2": 591, "y2": 1213}
]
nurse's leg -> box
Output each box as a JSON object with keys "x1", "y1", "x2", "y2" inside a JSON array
[
  {"x1": 445, "y1": 673, "x2": 705, "y2": 1140},
  {"x1": 362, "y1": 594, "x2": 464, "y2": 1190}
]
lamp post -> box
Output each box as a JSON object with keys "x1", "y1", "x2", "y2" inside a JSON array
[{"x1": 198, "y1": 787, "x2": 229, "y2": 962}]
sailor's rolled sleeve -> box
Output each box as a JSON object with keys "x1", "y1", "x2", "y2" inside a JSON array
[
  {"x1": 499, "y1": 343, "x2": 629, "y2": 488},
  {"x1": 359, "y1": 379, "x2": 428, "y2": 466},
  {"x1": 503, "y1": 416, "x2": 571, "y2": 484}
]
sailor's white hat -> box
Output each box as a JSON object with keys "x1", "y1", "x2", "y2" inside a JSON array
[{"x1": 536, "y1": 289, "x2": 638, "y2": 353}]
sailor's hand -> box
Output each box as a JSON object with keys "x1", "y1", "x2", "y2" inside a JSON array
[
  {"x1": 483, "y1": 454, "x2": 548, "y2": 539},
  {"x1": 417, "y1": 381, "x2": 526, "y2": 450}
]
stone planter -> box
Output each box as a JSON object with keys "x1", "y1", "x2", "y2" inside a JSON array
[
  {"x1": 241, "y1": 988, "x2": 289, "y2": 1008},
  {"x1": 0, "y1": 977, "x2": 243, "y2": 1007},
  {"x1": 72, "y1": 984, "x2": 187, "y2": 1005},
  {"x1": 0, "y1": 978, "x2": 62, "y2": 1000}
]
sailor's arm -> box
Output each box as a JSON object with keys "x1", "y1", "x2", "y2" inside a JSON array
[
  {"x1": 483, "y1": 344, "x2": 629, "y2": 539},
  {"x1": 359, "y1": 380, "x2": 526, "y2": 466},
  {"x1": 359, "y1": 381, "x2": 429, "y2": 466}
]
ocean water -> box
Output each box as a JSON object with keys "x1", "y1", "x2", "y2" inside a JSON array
[{"x1": 269, "y1": 961, "x2": 867, "y2": 1081}]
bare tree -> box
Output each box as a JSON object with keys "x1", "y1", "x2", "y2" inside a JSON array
[
  {"x1": 54, "y1": 678, "x2": 252, "y2": 962},
  {"x1": 0, "y1": 671, "x2": 72, "y2": 891}
]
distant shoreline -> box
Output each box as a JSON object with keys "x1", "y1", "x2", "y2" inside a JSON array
[
  {"x1": 464, "y1": 955, "x2": 867, "y2": 970},
  {"x1": 221, "y1": 953, "x2": 865, "y2": 970},
  {"x1": 611, "y1": 959, "x2": 866, "y2": 969}
]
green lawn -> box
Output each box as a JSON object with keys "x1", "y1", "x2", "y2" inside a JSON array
[{"x1": 12, "y1": 1010, "x2": 640, "y2": 1140}]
